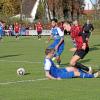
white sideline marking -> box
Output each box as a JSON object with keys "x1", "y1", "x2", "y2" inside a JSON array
[
  {"x1": 0, "y1": 60, "x2": 42, "y2": 64},
  {"x1": 0, "y1": 78, "x2": 48, "y2": 85}
]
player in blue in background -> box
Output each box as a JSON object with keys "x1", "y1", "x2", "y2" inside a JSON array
[
  {"x1": 47, "y1": 18, "x2": 64, "y2": 67},
  {"x1": 0, "y1": 21, "x2": 3, "y2": 42},
  {"x1": 44, "y1": 48, "x2": 100, "y2": 80}
]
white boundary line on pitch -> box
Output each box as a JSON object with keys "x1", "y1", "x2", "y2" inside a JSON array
[
  {"x1": 0, "y1": 59, "x2": 42, "y2": 64},
  {"x1": 0, "y1": 78, "x2": 48, "y2": 85}
]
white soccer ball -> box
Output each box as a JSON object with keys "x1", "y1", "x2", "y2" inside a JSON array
[{"x1": 17, "y1": 68, "x2": 26, "y2": 76}]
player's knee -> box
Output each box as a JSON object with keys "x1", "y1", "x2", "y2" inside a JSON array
[
  {"x1": 70, "y1": 61, "x2": 76, "y2": 67},
  {"x1": 67, "y1": 67, "x2": 78, "y2": 72}
]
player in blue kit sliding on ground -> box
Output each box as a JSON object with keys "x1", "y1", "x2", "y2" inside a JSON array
[
  {"x1": 44, "y1": 48, "x2": 100, "y2": 80},
  {"x1": 47, "y1": 18, "x2": 64, "y2": 67}
]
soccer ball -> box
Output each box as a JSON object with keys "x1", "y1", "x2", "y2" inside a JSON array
[{"x1": 17, "y1": 68, "x2": 26, "y2": 76}]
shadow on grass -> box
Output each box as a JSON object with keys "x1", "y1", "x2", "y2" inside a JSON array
[
  {"x1": 60, "y1": 63, "x2": 69, "y2": 67},
  {"x1": 92, "y1": 44, "x2": 100, "y2": 47},
  {"x1": 89, "y1": 43, "x2": 100, "y2": 52},
  {"x1": 24, "y1": 73, "x2": 31, "y2": 75},
  {"x1": 0, "y1": 54, "x2": 23, "y2": 58},
  {"x1": 60, "y1": 59, "x2": 91, "y2": 67},
  {"x1": 89, "y1": 47, "x2": 99, "y2": 52}
]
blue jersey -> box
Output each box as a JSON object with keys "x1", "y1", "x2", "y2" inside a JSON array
[
  {"x1": 0, "y1": 24, "x2": 3, "y2": 37},
  {"x1": 44, "y1": 58, "x2": 74, "y2": 78},
  {"x1": 44, "y1": 58, "x2": 60, "y2": 78},
  {"x1": 0, "y1": 24, "x2": 3, "y2": 34},
  {"x1": 51, "y1": 26, "x2": 64, "y2": 40},
  {"x1": 49, "y1": 27, "x2": 64, "y2": 56}
]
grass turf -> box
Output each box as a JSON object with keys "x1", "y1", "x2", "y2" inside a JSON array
[{"x1": 0, "y1": 35, "x2": 100, "y2": 100}]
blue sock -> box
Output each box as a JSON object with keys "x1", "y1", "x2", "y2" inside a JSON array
[{"x1": 80, "y1": 72, "x2": 94, "y2": 78}]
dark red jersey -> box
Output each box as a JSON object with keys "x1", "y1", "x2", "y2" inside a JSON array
[
  {"x1": 71, "y1": 25, "x2": 88, "y2": 50},
  {"x1": 14, "y1": 25, "x2": 20, "y2": 33},
  {"x1": 36, "y1": 23, "x2": 42, "y2": 32}
]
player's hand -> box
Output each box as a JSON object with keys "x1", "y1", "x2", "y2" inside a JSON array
[
  {"x1": 83, "y1": 31, "x2": 85, "y2": 33},
  {"x1": 86, "y1": 38, "x2": 89, "y2": 42},
  {"x1": 69, "y1": 48, "x2": 77, "y2": 52},
  {"x1": 55, "y1": 45, "x2": 59, "y2": 50},
  {"x1": 82, "y1": 43, "x2": 86, "y2": 50}
]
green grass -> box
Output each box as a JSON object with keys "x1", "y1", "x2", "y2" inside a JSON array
[{"x1": 0, "y1": 35, "x2": 100, "y2": 100}]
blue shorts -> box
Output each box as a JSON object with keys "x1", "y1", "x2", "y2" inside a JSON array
[
  {"x1": 58, "y1": 68, "x2": 75, "y2": 78},
  {"x1": 49, "y1": 40, "x2": 64, "y2": 56}
]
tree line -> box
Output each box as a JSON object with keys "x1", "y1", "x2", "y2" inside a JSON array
[
  {"x1": 43, "y1": 0, "x2": 84, "y2": 21},
  {"x1": 0, "y1": 0, "x2": 99, "y2": 22}
]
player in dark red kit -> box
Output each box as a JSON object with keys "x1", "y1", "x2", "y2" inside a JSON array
[
  {"x1": 14, "y1": 22, "x2": 20, "y2": 39},
  {"x1": 36, "y1": 21, "x2": 43, "y2": 40},
  {"x1": 70, "y1": 20, "x2": 92, "y2": 73}
]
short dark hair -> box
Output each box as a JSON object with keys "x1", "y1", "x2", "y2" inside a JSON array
[
  {"x1": 51, "y1": 18, "x2": 58, "y2": 23},
  {"x1": 45, "y1": 48, "x2": 55, "y2": 55}
]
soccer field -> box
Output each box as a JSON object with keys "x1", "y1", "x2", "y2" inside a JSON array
[{"x1": 0, "y1": 35, "x2": 100, "y2": 100}]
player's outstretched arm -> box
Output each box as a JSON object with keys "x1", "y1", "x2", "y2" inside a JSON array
[{"x1": 45, "y1": 35, "x2": 53, "y2": 43}]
